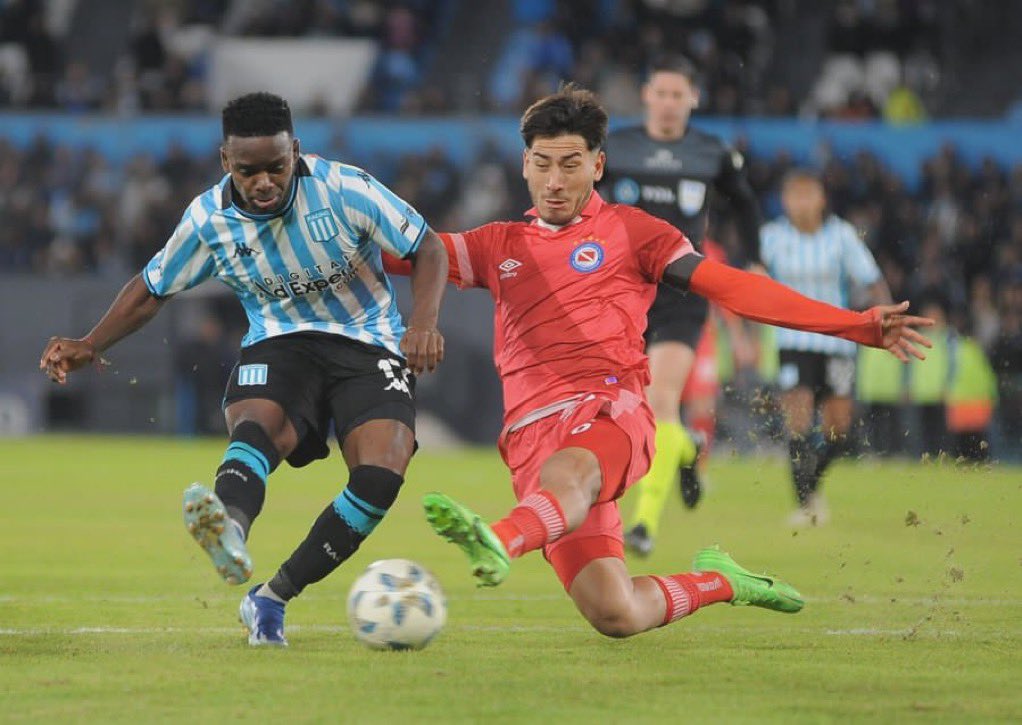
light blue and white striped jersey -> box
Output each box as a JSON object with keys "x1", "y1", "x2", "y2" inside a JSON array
[
  {"x1": 142, "y1": 155, "x2": 427, "y2": 356},
  {"x1": 760, "y1": 214, "x2": 881, "y2": 355}
]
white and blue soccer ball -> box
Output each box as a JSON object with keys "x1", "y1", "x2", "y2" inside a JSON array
[{"x1": 346, "y1": 558, "x2": 447, "y2": 651}]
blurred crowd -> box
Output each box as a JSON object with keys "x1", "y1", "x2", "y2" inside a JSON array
[
  {"x1": 1, "y1": 0, "x2": 950, "y2": 118},
  {"x1": 0, "y1": 136, "x2": 220, "y2": 274},
  {"x1": 0, "y1": 0, "x2": 445, "y2": 113},
  {"x1": 808, "y1": 0, "x2": 940, "y2": 122},
  {"x1": 495, "y1": 0, "x2": 943, "y2": 120},
  {"x1": 1, "y1": 130, "x2": 1020, "y2": 454}
]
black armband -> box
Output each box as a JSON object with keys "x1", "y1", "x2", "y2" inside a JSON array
[{"x1": 662, "y1": 253, "x2": 705, "y2": 292}]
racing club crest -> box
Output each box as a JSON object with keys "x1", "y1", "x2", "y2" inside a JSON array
[
  {"x1": 569, "y1": 239, "x2": 605, "y2": 273},
  {"x1": 305, "y1": 208, "x2": 340, "y2": 242}
]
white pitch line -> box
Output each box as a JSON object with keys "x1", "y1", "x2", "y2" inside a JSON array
[
  {"x1": 0, "y1": 625, "x2": 967, "y2": 638},
  {"x1": 0, "y1": 625, "x2": 350, "y2": 636},
  {"x1": 0, "y1": 594, "x2": 1017, "y2": 606},
  {"x1": 0, "y1": 593, "x2": 567, "y2": 605},
  {"x1": 0, "y1": 624, "x2": 588, "y2": 636},
  {"x1": 824, "y1": 628, "x2": 959, "y2": 637}
]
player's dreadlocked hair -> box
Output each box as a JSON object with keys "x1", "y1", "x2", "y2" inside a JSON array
[
  {"x1": 222, "y1": 92, "x2": 293, "y2": 139},
  {"x1": 520, "y1": 83, "x2": 608, "y2": 151}
]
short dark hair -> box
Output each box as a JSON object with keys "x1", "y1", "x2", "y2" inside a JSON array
[
  {"x1": 520, "y1": 83, "x2": 608, "y2": 151},
  {"x1": 222, "y1": 92, "x2": 293, "y2": 139},
  {"x1": 648, "y1": 54, "x2": 700, "y2": 85},
  {"x1": 781, "y1": 168, "x2": 825, "y2": 190}
]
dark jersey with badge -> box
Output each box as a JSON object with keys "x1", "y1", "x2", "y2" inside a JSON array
[
  {"x1": 599, "y1": 124, "x2": 762, "y2": 347},
  {"x1": 599, "y1": 125, "x2": 760, "y2": 264}
]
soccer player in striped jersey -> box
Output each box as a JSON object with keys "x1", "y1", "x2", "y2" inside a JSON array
[
  {"x1": 39, "y1": 93, "x2": 449, "y2": 647},
  {"x1": 760, "y1": 170, "x2": 892, "y2": 526},
  {"x1": 387, "y1": 86, "x2": 932, "y2": 638}
]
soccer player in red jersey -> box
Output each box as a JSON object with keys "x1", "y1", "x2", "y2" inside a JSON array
[{"x1": 388, "y1": 86, "x2": 932, "y2": 637}]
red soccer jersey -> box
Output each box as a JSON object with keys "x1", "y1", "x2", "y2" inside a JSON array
[{"x1": 438, "y1": 192, "x2": 692, "y2": 426}]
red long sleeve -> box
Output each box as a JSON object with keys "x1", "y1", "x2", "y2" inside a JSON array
[{"x1": 688, "y1": 258, "x2": 883, "y2": 348}]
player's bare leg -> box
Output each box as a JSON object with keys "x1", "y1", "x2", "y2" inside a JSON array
[
  {"x1": 569, "y1": 558, "x2": 670, "y2": 636},
  {"x1": 539, "y1": 452, "x2": 801, "y2": 637},
  {"x1": 567, "y1": 549, "x2": 804, "y2": 638},
  {"x1": 426, "y1": 440, "x2": 803, "y2": 630},
  {"x1": 626, "y1": 341, "x2": 699, "y2": 555}
]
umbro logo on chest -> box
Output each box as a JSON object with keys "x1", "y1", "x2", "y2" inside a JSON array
[{"x1": 498, "y1": 258, "x2": 522, "y2": 279}]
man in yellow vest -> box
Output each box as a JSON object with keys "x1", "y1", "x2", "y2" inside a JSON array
[
  {"x1": 946, "y1": 331, "x2": 998, "y2": 460},
  {"x1": 857, "y1": 345, "x2": 908, "y2": 456}
]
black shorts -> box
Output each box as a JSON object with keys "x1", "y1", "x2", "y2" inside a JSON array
[
  {"x1": 777, "y1": 350, "x2": 855, "y2": 401},
  {"x1": 223, "y1": 332, "x2": 416, "y2": 468},
  {"x1": 644, "y1": 283, "x2": 709, "y2": 350}
]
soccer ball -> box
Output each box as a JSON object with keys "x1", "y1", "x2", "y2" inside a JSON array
[{"x1": 346, "y1": 558, "x2": 446, "y2": 651}]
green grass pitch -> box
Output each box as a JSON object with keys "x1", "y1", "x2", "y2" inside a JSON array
[{"x1": 2, "y1": 436, "x2": 1020, "y2": 723}]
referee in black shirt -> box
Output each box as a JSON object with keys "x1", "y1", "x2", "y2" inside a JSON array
[{"x1": 600, "y1": 55, "x2": 761, "y2": 555}]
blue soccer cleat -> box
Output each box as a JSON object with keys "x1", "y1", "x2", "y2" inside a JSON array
[
  {"x1": 239, "y1": 585, "x2": 288, "y2": 647},
  {"x1": 182, "y1": 483, "x2": 253, "y2": 585}
]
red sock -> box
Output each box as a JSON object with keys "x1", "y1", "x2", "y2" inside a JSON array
[
  {"x1": 650, "y1": 571, "x2": 735, "y2": 625},
  {"x1": 491, "y1": 491, "x2": 566, "y2": 558}
]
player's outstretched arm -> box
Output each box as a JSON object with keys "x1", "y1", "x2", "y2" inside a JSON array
[
  {"x1": 401, "y1": 230, "x2": 448, "y2": 375},
  {"x1": 662, "y1": 256, "x2": 933, "y2": 362},
  {"x1": 39, "y1": 274, "x2": 165, "y2": 384}
]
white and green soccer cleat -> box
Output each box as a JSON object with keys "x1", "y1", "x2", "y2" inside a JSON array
[
  {"x1": 692, "y1": 545, "x2": 804, "y2": 613},
  {"x1": 423, "y1": 492, "x2": 510, "y2": 587},
  {"x1": 182, "y1": 483, "x2": 252, "y2": 585}
]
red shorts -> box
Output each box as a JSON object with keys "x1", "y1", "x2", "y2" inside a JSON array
[
  {"x1": 681, "y1": 322, "x2": 718, "y2": 403},
  {"x1": 498, "y1": 389, "x2": 655, "y2": 590}
]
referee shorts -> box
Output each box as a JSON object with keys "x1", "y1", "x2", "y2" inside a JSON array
[{"x1": 644, "y1": 283, "x2": 709, "y2": 351}]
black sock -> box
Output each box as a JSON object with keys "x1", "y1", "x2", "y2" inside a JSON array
[
  {"x1": 214, "y1": 421, "x2": 281, "y2": 538},
  {"x1": 812, "y1": 436, "x2": 848, "y2": 492},
  {"x1": 268, "y1": 466, "x2": 404, "y2": 601},
  {"x1": 789, "y1": 437, "x2": 818, "y2": 507}
]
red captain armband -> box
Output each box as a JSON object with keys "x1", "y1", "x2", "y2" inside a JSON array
[{"x1": 684, "y1": 257, "x2": 884, "y2": 348}]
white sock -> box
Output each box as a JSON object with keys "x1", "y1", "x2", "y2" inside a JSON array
[{"x1": 256, "y1": 582, "x2": 286, "y2": 603}]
